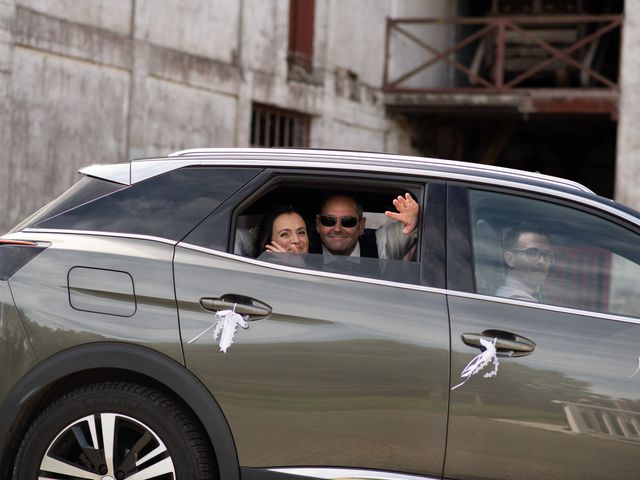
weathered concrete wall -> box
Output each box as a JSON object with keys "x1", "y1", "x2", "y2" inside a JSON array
[
  {"x1": 7, "y1": 4, "x2": 131, "y2": 229},
  {"x1": 321, "y1": 0, "x2": 452, "y2": 151},
  {"x1": 331, "y1": 0, "x2": 390, "y2": 87},
  {"x1": 17, "y1": 0, "x2": 132, "y2": 35},
  {"x1": 615, "y1": 1, "x2": 640, "y2": 210},
  {"x1": 387, "y1": 0, "x2": 454, "y2": 89},
  {"x1": 133, "y1": 75, "x2": 238, "y2": 155},
  {"x1": 136, "y1": 0, "x2": 239, "y2": 62},
  {"x1": 1, "y1": 0, "x2": 431, "y2": 234},
  {"x1": 0, "y1": 0, "x2": 14, "y2": 235},
  {"x1": 10, "y1": 47, "x2": 129, "y2": 222}
]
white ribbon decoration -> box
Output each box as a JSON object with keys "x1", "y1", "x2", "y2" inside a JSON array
[
  {"x1": 188, "y1": 305, "x2": 249, "y2": 353},
  {"x1": 451, "y1": 337, "x2": 499, "y2": 391}
]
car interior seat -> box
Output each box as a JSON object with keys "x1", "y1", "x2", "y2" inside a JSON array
[{"x1": 473, "y1": 219, "x2": 505, "y2": 295}]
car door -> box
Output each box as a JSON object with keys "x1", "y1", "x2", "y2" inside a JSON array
[
  {"x1": 173, "y1": 171, "x2": 450, "y2": 478},
  {"x1": 444, "y1": 184, "x2": 640, "y2": 480}
]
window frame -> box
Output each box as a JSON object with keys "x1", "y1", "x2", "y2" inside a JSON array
[
  {"x1": 250, "y1": 103, "x2": 310, "y2": 148},
  {"x1": 288, "y1": 0, "x2": 315, "y2": 72},
  {"x1": 220, "y1": 168, "x2": 445, "y2": 289},
  {"x1": 448, "y1": 181, "x2": 640, "y2": 319}
]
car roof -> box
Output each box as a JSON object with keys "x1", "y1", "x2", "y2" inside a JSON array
[
  {"x1": 72, "y1": 147, "x2": 640, "y2": 227},
  {"x1": 81, "y1": 147, "x2": 593, "y2": 195},
  {"x1": 169, "y1": 148, "x2": 595, "y2": 194}
]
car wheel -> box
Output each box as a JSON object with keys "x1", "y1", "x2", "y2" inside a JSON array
[{"x1": 12, "y1": 382, "x2": 216, "y2": 479}]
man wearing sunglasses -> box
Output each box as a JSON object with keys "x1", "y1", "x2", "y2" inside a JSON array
[
  {"x1": 315, "y1": 193, "x2": 419, "y2": 258},
  {"x1": 496, "y1": 223, "x2": 555, "y2": 302}
]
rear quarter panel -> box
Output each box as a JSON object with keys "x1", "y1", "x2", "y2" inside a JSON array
[
  {"x1": 6, "y1": 233, "x2": 182, "y2": 363},
  {"x1": 0, "y1": 281, "x2": 36, "y2": 401}
]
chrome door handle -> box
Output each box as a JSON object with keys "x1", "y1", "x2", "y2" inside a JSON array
[
  {"x1": 200, "y1": 294, "x2": 271, "y2": 320},
  {"x1": 461, "y1": 330, "x2": 536, "y2": 357}
]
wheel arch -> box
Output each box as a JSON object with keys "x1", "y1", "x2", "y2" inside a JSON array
[{"x1": 0, "y1": 342, "x2": 239, "y2": 480}]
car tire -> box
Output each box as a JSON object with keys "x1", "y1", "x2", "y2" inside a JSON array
[{"x1": 12, "y1": 382, "x2": 217, "y2": 479}]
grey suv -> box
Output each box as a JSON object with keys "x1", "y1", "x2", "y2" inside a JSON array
[{"x1": 1, "y1": 148, "x2": 639, "y2": 479}]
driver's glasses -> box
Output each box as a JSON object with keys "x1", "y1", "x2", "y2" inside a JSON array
[
  {"x1": 515, "y1": 248, "x2": 556, "y2": 262},
  {"x1": 319, "y1": 215, "x2": 359, "y2": 228}
]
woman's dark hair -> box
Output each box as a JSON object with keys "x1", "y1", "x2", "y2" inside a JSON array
[{"x1": 255, "y1": 205, "x2": 311, "y2": 256}]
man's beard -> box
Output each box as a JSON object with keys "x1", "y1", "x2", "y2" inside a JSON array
[{"x1": 325, "y1": 233, "x2": 356, "y2": 255}]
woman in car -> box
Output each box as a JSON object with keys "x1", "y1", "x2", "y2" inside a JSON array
[{"x1": 256, "y1": 205, "x2": 312, "y2": 255}]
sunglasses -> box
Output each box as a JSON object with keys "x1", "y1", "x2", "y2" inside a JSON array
[
  {"x1": 515, "y1": 248, "x2": 556, "y2": 263},
  {"x1": 318, "y1": 215, "x2": 359, "y2": 228}
]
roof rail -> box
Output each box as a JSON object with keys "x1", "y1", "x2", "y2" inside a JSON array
[{"x1": 169, "y1": 148, "x2": 234, "y2": 157}]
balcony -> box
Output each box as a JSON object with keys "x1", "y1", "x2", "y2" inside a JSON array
[{"x1": 383, "y1": 14, "x2": 623, "y2": 116}]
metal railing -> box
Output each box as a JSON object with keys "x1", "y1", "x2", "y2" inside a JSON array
[{"x1": 383, "y1": 15, "x2": 623, "y2": 93}]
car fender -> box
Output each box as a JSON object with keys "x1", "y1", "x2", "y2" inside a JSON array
[{"x1": 0, "y1": 342, "x2": 239, "y2": 480}]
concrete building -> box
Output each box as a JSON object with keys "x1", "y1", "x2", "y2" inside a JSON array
[{"x1": 0, "y1": 0, "x2": 636, "y2": 234}]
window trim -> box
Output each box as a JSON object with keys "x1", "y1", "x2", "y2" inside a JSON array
[{"x1": 178, "y1": 240, "x2": 448, "y2": 296}]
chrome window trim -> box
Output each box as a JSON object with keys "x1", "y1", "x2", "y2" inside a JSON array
[
  {"x1": 177, "y1": 241, "x2": 444, "y2": 295},
  {"x1": 21, "y1": 228, "x2": 177, "y2": 246},
  {"x1": 268, "y1": 467, "x2": 438, "y2": 480},
  {"x1": 447, "y1": 289, "x2": 640, "y2": 326},
  {"x1": 14, "y1": 229, "x2": 640, "y2": 326}
]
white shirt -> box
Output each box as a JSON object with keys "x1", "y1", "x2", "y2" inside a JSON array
[{"x1": 495, "y1": 274, "x2": 542, "y2": 302}]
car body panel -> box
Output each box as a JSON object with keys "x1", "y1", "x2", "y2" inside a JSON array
[
  {"x1": 174, "y1": 245, "x2": 450, "y2": 476},
  {"x1": 0, "y1": 281, "x2": 36, "y2": 401},
  {"x1": 445, "y1": 295, "x2": 640, "y2": 480},
  {"x1": 444, "y1": 181, "x2": 640, "y2": 479},
  {"x1": 6, "y1": 233, "x2": 183, "y2": 363}
]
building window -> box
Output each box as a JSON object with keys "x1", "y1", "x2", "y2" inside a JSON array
[
  {"x1": 250, "y1": 104, "x2": 310, "y2": 147},
  {"x1": 288, "y1": 0, "x2": 315, "y2": 71}
]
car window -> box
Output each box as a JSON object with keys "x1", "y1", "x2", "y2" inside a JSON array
[
  {"x1": 13, "y1": 176, "x2": 125, "y2": 232},
  {"x1": 469, "y1": 189, "x2": 640, "y2": 317},
  {"x1": 228, "y1": 176, "x2": 427, "y2": 286},
  {"x1": 32, "y1": 167, "x2": 260, "y2": 241}
]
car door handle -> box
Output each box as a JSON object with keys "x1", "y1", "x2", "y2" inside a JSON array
[
  {"x1": 200, "y1": 295, "x2": 271, "y2": 320},
  {"x1": 461, "y1": 330, "x2": 536, "y2": 357}
]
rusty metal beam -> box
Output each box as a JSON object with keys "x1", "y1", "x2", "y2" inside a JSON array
[
  {"x1": 384, "y1": 90, "x2": 618, "y2": 117},
  {"x1": 388, "y1": 15, "x2": 622, "y2": 26},
  {"x1": 530, "y1": 96, "x2": 617, "y2": 116},
  {"x1": 504, "y1": 19, "x2": 621, "y2": 89},
  {"x1": 389, "y1": 24, "x2": 495, "y2": 88},
  {"x1": 384, "y1": 14, "x2": 623, "y2": 95}
]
